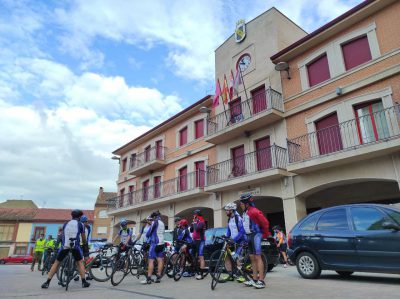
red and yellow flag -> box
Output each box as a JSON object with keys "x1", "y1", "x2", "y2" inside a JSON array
[{"x1": 221, "y1": 74, "x2": 229, "y2": 104}]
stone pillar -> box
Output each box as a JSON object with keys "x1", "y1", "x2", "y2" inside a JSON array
[
  {"x1": 211, "y1": 192, "x2": 224, "y2": 228},
  {"x1": 168, "y1": 203, "x2": 175, "y2": 230}
]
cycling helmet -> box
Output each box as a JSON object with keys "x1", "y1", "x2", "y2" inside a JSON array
[
  {"x1": 239, "y1": 193, "x2": 253, "y2": 204},
  {"x1": 174, "y1": 217, "x2": 182, "y2": 223},
  {"x1": 80, "y1": 215, "x2": 88, "y2": 223},
  {"x1": 150, "y1": 210, "x2": 160, "y2": 218},
  {"x1": 193, "y1": 209, "x2": 202, "y2": 216},
  {"x1": 224, "y1": 202, "x2": 237, "y2": 211},
  {"x1": 120, "y1": 219, "x2": 127, "y2": 227},
  {"x1": 71, "y1": 209, "x2": 83, "y2": 219},
  {"x1": 146, "y1": 215, "x2": 153, "y2": 221},
  {"x1": 179, "y1": 219, "x2": 189, "y2": 227}
]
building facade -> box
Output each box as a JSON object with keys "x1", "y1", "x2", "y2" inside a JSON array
[{"x1": 92, "y1": 187, "x2": 115, "y2": 240}]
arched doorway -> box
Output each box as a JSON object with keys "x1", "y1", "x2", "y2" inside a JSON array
[{"x1": 175, "y1": 207, "x2": 214, "y2": 229}]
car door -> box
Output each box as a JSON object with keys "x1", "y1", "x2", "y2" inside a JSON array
[
  {"x1": 312, "y1": 208, "x2": 358, "y2": 267},
  {"x1": 350, "y1": 206, "x2": 400, "y2": 270}
]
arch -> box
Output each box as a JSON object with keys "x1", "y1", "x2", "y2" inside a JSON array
[{"x1": 175, "y1": 207, "x2": 214, "y2": 229}]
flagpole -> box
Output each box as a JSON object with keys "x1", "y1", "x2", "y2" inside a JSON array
[
  {"x1": 220, "y1": 78, "x2": 230, "y2": 126},
  {"x1": 238, "y1": 64, "x2": 252, "y2": 116}
]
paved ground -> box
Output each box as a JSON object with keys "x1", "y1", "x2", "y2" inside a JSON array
[{"x1": 0, "y1": 264, "x2": 399, "y2": 299}]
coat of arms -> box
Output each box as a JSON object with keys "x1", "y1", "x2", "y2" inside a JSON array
[{"x1": 235, "y1": 19, "x2": 246, "y2": 43}]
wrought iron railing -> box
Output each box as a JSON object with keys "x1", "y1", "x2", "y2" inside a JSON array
[
  {"x1": 206, "y1": 145, "x2": 287, "y2": 186},
  {"x1": 206, "y1": 88, "x2": 283, "y2": 136},
  {"x1": 129, "y1": 145, "x2": 167, "y2": 170},
  {"x1": 287, "y1": 104, "x2": 400, "y2": 163},
  {"x1": 108, "y1": 170, "x2": 206, "y2": 210}
]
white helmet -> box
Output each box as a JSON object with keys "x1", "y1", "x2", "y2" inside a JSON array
[{"x1": 224, "y1": 202, "x2": 237, "y2": 211}]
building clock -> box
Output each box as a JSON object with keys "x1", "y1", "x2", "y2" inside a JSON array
[{"x1": 237, "y1": 54, "x2": 251, "y2": 72}]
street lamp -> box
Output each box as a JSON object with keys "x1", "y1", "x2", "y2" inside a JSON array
[{"x1": 199, "y1": 106, "x2": 211, "y2": 114}]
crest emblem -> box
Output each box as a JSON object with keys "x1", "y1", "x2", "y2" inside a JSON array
[{"x1": 235, "y1": 19, "x2": 246, "y2": 43}]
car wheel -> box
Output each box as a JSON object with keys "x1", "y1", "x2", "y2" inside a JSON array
[
  {"x1": 267, "y1": 264, "x2": 274, "y2": 272},
  {"x1": 22, "y1": 260, "x2": 28, "y2": 265},
  {"x1": 336, "y1": 271, "x2": 353, "y2": 277},
  {"x1": 0, "y1": 260, "x2": 5, "y2": 264},
  {"x1": 296, "y1": 252, "x2": 321, "y2": 279}
]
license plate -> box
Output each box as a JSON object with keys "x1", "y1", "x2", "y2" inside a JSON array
[{"x1": 261, "y1": 241, "x2": 270, "y2": 246}]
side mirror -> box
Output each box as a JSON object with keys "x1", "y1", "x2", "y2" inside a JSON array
[{"x1": 382, "y1": 222, "x2": 400, "y2": 231}]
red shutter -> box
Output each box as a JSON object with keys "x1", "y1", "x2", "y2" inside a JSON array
[
  {"x1": 142, "y1": 180, "x2": 149, "y2": 201},
  {"x1": 122, "y1": 158, "x2": 127, "y2": 172},
  {"x1": 316, "y1": 113, "x2": 343, "y2": 155},
  {"x1": 179, "y1": 127, "x2": 188, "y2": 146},
  {"x1": 153, "y1": 176, "x2": 161, "y2": 198},
  {"x1": 229, "y1": 98, "x2": 243, "y2": 124},
  {"x1": 195, "y1": 161, "x2": 205, "y2": 187},
  {"x1": 155, "y1": 140, "x2": 163, "y2": 159},
  {"x1": 231, "y1": 145, "x2": 245, "y2": 177},
  {"x1": 179, "y1": 167, "x2": 187, "y2": 191},
  {"x1": 130, "y1": 153, "x2": 137, "y2": 169},
  {"x1": 195, "y1": 120, "x2": 204, "y2": 139},
  {"x1": 342, "y1": 36, "x2": 371, "y2": 71},
  {"x1": 144, "y1": 146, "x2": 151, "y2": 162},
  {"x1": 119, "y1": 188, "x2": 125, "y2": 207},
  {"x1": 128, "y1": 185, "x2": 134, "y2": 204},
  {"x1": 255, "y1": 137, "x2": 272, "y2": 171},
  {"x1": 307, "y1": 54, "x2": 330, "y2": 87},
  {"x1": 252, "y1": 85, "x2": 267, "y2": 114}
]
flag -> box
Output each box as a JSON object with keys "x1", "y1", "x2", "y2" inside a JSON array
[
  {"x1": 212, "y1": 79, "x2": 221, "y2": 108},
  {"x1": 229, "y1": 70, "x2": 234, "y2": 101},
  {"x1": 233, "y1": 68, "x2": 242, "y2": 95},
  {"x1": 221, "y1": 74, "x2": 229, "y2": 104}
]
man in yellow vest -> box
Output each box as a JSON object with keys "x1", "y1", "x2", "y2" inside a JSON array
[
  {"x1": 31, "y1": 233, "x2": 46, "y2": 271},
  {"x1": 43, "y1": 235, "x2": 55, "y2": 268}
]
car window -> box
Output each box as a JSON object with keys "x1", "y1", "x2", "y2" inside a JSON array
[
  {"x1": 163, "y1": 231, "x2": 173, "y2": 242},
  {"x1": 317, "y1": 209, "x2": 349, "y2": 231},
  {"x1": 299, "y1": 213, "x2": 320, "y2": 231},
  {"x1": 386, "y1": 209, "x2": 400, "y2": 225},
  {"x1": 351, "y1": 207, "x2": 388, "y2": 231},
  {"x1": 205, "y1": 230, "x2": 214, "y2": 242}
]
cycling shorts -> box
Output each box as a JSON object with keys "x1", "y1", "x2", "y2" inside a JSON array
[
  {"x1": 193, "y1": 240, "x2": 205, "y2": 257},
  {"x1": 247, "y1": 233, "x2": 262, "y2": 255},
  {"x1": 149, "y1": 243, "x2": 165, "y2": 259},
  {"x1": 56, "y1": 247, "x2": 83, "y2": 262},
  {"x1": 279, "y1": 243, "x2": 287, "y2": 252}
]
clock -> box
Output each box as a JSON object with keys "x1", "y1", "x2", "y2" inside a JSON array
[{"x1": 237, "y1": 54, "x2": 251, "y2": 72}]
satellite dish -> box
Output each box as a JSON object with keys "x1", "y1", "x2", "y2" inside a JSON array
[{"x1": 274, "y1": 61, "x2": 289, "y2": 71}]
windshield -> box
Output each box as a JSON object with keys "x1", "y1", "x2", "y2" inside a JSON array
[{"x1": 164, "y1": 231, "x2": 173, "y2": 242}]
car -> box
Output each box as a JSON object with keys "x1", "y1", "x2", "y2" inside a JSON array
[
  {"x1": 288, "y1": 203, "x2": 400, "y2": 279},
  {"x1": 203, "y1": 227, "x2": 279, "y2": 271},
  {"x1": 0, "y1": 255, "x2": 33, "y2": 264}
]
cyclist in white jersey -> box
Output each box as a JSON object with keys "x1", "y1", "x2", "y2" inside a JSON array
[
  {"x1": 112, "y1": 219, "x2": 133, "y2": 246},
  {"x1": 41, "y1": 209, "x2": 90, "y2": 289}
]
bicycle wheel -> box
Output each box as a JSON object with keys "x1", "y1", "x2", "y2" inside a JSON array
[
  {"x1": 211, "y1": 250, "x2": 226, "y2": 290},
  {"x1": 166, "y1": 252, "x2": 178, "y2": 278},
  {"x1": 129, "y1": 252, "x2": 142, "y2": 276},
  {"x1": 208, "y1": 250, "x2": 223, "y2": 280},
  {"x1": 242, "y1": 252, "x2": 268, "y2": 279},
  {"x1": 111, "y1": 255, "x2": 129, "y2": 286},
  {"x1": 65, "y1": 254, "x2": 76, "y2": 291},
  {"x1": 172, "y1": 252, "x2": 186, "y2": 282},
  {"x1": 41, "y1": 257, "x2": 48, "y2": 276},
  {"x1": 57, "y1": 257, "x2": 69, "y2": 287},
  {"x1": 88, "y1": 254, "x2": 114, "y2": 282}
]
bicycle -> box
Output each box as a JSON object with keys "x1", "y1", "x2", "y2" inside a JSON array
[
  {"x1": 87, "y1": 243, "x2": 118, "y2": 282},
  {"x1": 210, "y1": 236, "x2": 267, "y2": 290},
  {"x1": 110, "y1": 244, "x2": 133, "y2": 286},
  {"x1": 41, "y1": 248, "x2": 55, "y2": 276},
  {"x1": 172, "y1": 241, "x2": 208, "y2": 281},
  {"x1": 57, "y1": 238, "x2": 79, "y2": 291}
]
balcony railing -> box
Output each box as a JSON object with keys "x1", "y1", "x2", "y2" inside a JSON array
[
  {"x1": 108, "y1": 170, "x2": 206, "y2": 210},
  {"x1": 207, "y1": 145, "x2": 287, "y2": 186},
  {"x1": 129, "y1": 146, "x2": 167, "y2": 170},
  {"x1": 287, "y1": 104, "x2": 400, "y2": 163},
  {"x1": 206, "y1": 88, "x2": 284, "y2": 136}
]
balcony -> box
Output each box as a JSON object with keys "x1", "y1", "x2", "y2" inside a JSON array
[
  {"x1": 128, "y1": 146, "x2": 167, "y2": 176},
  {"x1": 205, "y1": 88, "x2": 284, "y2": 144},
  {"x1": 108, "y1": 170, "x2": 208, "y2": 213},
  {"x1": 205, "y1": 145, "x2": 288, "y2": 192},
  {"x1": 287, "y1": 104, "x2": 400, "y2": 173}
]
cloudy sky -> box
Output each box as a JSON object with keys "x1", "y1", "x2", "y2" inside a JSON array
[{"x1": 0, "y1": 0, "x2": 363, "y2": 209}]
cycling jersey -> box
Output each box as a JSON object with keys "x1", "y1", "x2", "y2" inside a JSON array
[
  {"x1": 118, "y1": 228, "x2": 133, "y2": 244},
  {"x1": 62, "y1": 219, "x2": 84, "y2": 249},
  {"x1": 146, "y1": 218, "x2": 165, "y2": 245},
  {"x1": 190, "y1": 217, "x2": 206, "y2": 241},
  {"x1": 177, "y1": 227, "x2": 193, "y2": 243},
  {"x1": 274, "y1": 231, "x2": 287, "y2": 245},
  {"x1": 226, "y1": 211, "x2": 246, "y2": 242},
  {"x1": 242, "y1": 206, "x2": 270, "y2": 238}
]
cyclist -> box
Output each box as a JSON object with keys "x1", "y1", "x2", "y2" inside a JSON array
[
  {"x1": 74, "y1": 215, "x2": 92, "y2": 281},
  {"x1": 272, "y1": 225, "x2": 288, "y2": 268},
  {"x1": 141, "y1": 211, "x2": 165, "y2": 284},
  {"x1": 134, "y1": 216, "x2": 152, "y2": 244},
  {"x1": 177, "y1": 219, "x2": 194, "y2": 277},
  {"x1": 54, "y1": 228, "x2": 63, "y2": 250},
  {"x1": 112, "y1": 218, "x2": 133, "y2": 247},
  {"x1": 222, "y1": 202, "x2": 247, "y2": 282},
  {"x1": 41, "y1": 209, "x2": 90, "y2": 289},
  {"x1": 172, "y1": 217, "x2": 182, "y2": 252},
  {"x1": 42, "y1": 235, "x2": 55, "y2": 272},
  {"x1": 190, "y1": 209, "x2": 207, "y2": 280},
  {"x1": 31, "y1": 233, "x2": 45, "y2": 272},
  {"x1": 240, "y1": 193, "x2": 270, "y2": 289}
]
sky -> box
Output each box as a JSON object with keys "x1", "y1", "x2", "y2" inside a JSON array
[{"x1": 0, "y1": 0, "x2": 363, "y2": 209}]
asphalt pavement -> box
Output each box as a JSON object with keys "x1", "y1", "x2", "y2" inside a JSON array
[{"x1": 0, "y1": 264, "x2": 398, "y2": 299}]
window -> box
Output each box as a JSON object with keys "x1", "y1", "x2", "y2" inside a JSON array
[
  {"x1": 14, "y1": 246, "x2": 27, "y2": 255},
  {"x1": 255, "y1": 136, "x2": 271, "y2": 171},
  {"x1": 299, "y1": 213, "x2": 320, "y2": 231},
  {"x1": 351, "y1": 207, "x2": 387, "y2": 231},
  {"x1": 0, "y1": 225, "x2": 14, "y2": 241},
  {"x1": 342, "y1": 35, "x2": 372, "y2": 71},
  {"x1": 307, "y1": 54, "x2": 330, "y2": 87},
  {"x1": 154, "y1": 176, "x2": 161, "y2": 198},
  {"x1": 179, "y1": 127, "x2": 188, "y2": 146},
  {"x1": 229, "y1": 98, "x2": 243, "y2": 124},
  {"x1": 142, "y1": 180, "x2": 149, "y2": 201},
  {"x1": 98, "y1": 210, "x2": 108, "y2": 218},
  {"x1": 317, "y1": 209, "x2": 349, "y2": 231},
  {"x1": 179, "y1": 167, "x2": 188, "y2": 192},
  {"x1": 195, "y1": 161, "x2": 205, "y2": 187},
  {"x1": 97, "y1": 227, "x2": 107, "y2": 235},
  {"x1": 387, "y1": 209, "x2": 400, "y2": 225},
  {"x1": 122, "y1": 158, "x2": 127, "y2": 172},
  {"x1": 194, "y1": 119, "x2": 204, "y2": 139},
  {"x1": 252, "y1": 85, "x2": 267, "y2": 114},
  {"x1": 32, "y1": 226, "x2": 45, "y2": 241},
  {"x1": 354, "y1": 100, "x2": 389, "y2": 144},
  {"x1": 231, "y1": 145, "x2": 245, "y2": 177},
  {"x1": 144, "y1": 145, "x2": 151, "y2": 162},
  {"x1": 315, "y1": 113, "x2": 343, "y2": 155},
  {"x1": 129, "y1": 153, "x2": 137, "y2": 169},
  {"x1": 128, "y1": 185, "x2": 134, "y2": 205},
  {"x1": 155, "y1": 140, "x2": 163, "y2": 159}
]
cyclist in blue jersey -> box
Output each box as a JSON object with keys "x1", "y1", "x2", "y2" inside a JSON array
[
  {"x1": 134, "y1": 216, "x2": 152, "y2": 244},
  {"x1": 41, "y1": 209, "x2": 90, "y2": 289},
  {"x1": 75, "y1": 215, "x2": 92, "y2": 281},
  {"x1": 141, "y1": 211, "x2": 165, "y2": 284},
  {"x1": 112, "y1": 219, "x2": 133, "y2": 246}
]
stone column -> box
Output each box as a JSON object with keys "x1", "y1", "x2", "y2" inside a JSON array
[{"x1": 211, "y1": 192, "x2": 224, "y2": 228}]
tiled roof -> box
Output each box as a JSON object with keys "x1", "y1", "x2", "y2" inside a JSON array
[
  {"x1": 96, "y1": 192, "x2": 117, "y2": 206},
  {"x1": 0, "y1": 208, "x2": 38, "y2": 221},
  {"x1": 33, "y1": 209, "x2": 94, "y2": 222},
  {"x1": 0, "y1": 200, "x2": 38, "y2": 209}
]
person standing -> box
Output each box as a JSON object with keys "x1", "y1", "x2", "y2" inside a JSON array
[
  {"x1": 190, "y1": 209, "x2": 207, "y2": 280},
  {"x1": 31, "y1": 233, "x2": 46, "y2": 272},
  {"x1": 273, "y1": 225, "x2": 288, "y2": 268}
]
